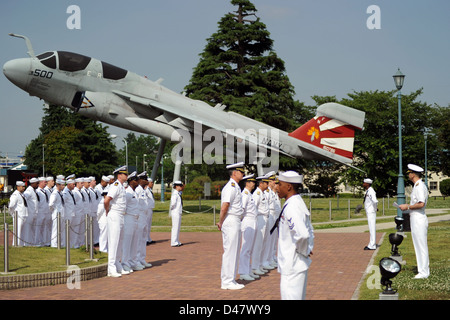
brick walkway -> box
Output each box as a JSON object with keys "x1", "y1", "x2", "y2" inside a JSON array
[{"x1": 0, "y1": 231, "x2": 382, "y2": 300}]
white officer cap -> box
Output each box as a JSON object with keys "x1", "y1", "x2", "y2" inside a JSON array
[
  {"x1": 46, "y1": 177, "x2": 54, "y2": 181},
  {"x1": 16, "y1": 181, "x2": 25, "y2": 186},
  {"x1": 407, "y1": 164, "x2": 424, "y2": 173},
  {"x1": 173, "y1": 180, "x2": 184, "y2": 186},
  {"x1": 127, "y1": 171, "x2": 138, "y2": 181},
  {"x1": 113, "y1": 166, "x2": 128, "y2": 175},
  {"x1": 101, "y1": 175, "x2": 110, "y2": 182},
  {"x1": 277, "y1": 171, "x2": 303, "y2": 184},
  {"x1": 138, "y1": 171, "x2": 147, "y2": 178},
  {"x1": 66, "y1": 174, "x2": 75, "y2": 180},
  {"x1": 242, "y1": 173, "x2": 255, "y2": 180},
  {"x1": 363, "y1": 178, "x2": 373, "y2": 184},
  {"x1": 29, "y1": 177, "x2": 39, "y2": 183},
  {"x1": 226, "y1": 162, "x2": 245, "y2": 173}
]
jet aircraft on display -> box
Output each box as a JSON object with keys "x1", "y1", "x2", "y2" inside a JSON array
[{"x1": 3, "y1": 34, "x2": 365, "y2": 180}]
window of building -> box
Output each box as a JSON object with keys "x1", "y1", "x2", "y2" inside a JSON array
[{"x1": 429, "y1": 181, "x2": 438, "y2": 190}]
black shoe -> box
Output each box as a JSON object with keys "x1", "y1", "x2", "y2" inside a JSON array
[{"x1": 364, "y1": 246, "x2": 375, "y2": 250}]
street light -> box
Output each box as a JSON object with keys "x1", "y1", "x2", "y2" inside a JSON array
[
  {"x1": 393, "y1": 68, "x2": 405, "y2": 229},
  {"x1": 110, "y1": 134, "x2": 128, "y2": 170},
  {"x1": 42, "y1": 143, "x2": 46, "y2": 176},
  {"x1": 143, "y1": 154, "x2": 147, "y2": 172}
]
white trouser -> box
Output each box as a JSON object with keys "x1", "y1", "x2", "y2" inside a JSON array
[
  {"x1": 34, "y1": 213, "x2": 46, "y2": 246},
  {"x1": 221, "y1": 215, "x2": 241, "y2": 286},
  {"x1": 122, "y1": 213, "x2": 139, "y2": 268},
  {"x1": 107, "y1": 210, "x2": 124, "y2": 274},
  {"x1": 262, "y1": 214, "x2": 275, "y2": 266},
  {"x1": 91, "y1": 212, "x2": 100, "y2": 244},
  {"x1": 14, "y1": 214, "x2": 29, "y2": 247},
  {"x1": 251, "y1": 215, "x2": 267, "y2": 270},
  {"x1": 147, "y1": 208, "x2": 154, "y2": 242},
  {"x1": 410, "y1": 212, "x2": 429, "y2": 277},
  {"x1": 171, "y1": 212, "x2": 182, "y2": 246},
  {"x1": 280, "y1": 270, "x2": 308, "y2": 300},
  {"x1": 98, "y1": 214, "x2": 108, "y2": 252},
  {"x1": 239, "y1": 216, "x2": 256, "y2": 275},
  {"x1": 43, "y1": 213, "x2": 52, "y2": 246},
  {"x1": 24, "y1": 215, "x2": 36, "y2": 246},
  {"x1": 366, "y1": 211, "x2": 377, "y2": 249},
  {"x1": 137, "y1": 211, "x2": 148, "y2": 264},
  {"x1": 51, "y1": 212, "x2": 65, "y2": 247}
]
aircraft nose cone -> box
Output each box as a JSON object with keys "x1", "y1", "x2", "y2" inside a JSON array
[{"x1": 3, "y1": 58, "x2": 31, "y2": 91}]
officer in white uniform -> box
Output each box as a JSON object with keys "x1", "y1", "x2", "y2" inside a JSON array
[
  {"x1": 170, "y1": 181, "x2": 184, "y2": 247},
  {"x1": 136, "y1": 172, "x2": 152, "y2": 267},
  {"x1": 95, "y1": 176, "x2": 110, "y2": 252},
  {"x1": 49, "y1": 179, "x2": 66, "y2": 248},
  {"x1": 8, "y1": 181, "x2": 28, "y2": 246},
  {"x1": 399, "y1": 164, "x2": 429, "y2": 279},
  {"x1": 104, "y1": 166, "x2": 129, "y2": 277},
  {"x1": 363, "y1": 178, "x2": 378, "y2": 250},
  {"x1": 238, "y1": 174, "x2": 258, "y2": 281},
  {"x1": 251, "y1": 175, "x2": 270, "y2": 275},
  {"x1": 218, "y1": 162, "x2": 245, "y2": 290},
  {"x1": 146, "y1": 178, "x2": 156, "y2": 244},
  {"x1": 273, "y1": 171, "x2": 314, "y2": 300},
  {"x1": 23, "y1": 177, "x2": 39, "y2": 246},
  {"x1": 122, "y1": 172, "x2": 142, "y2": 272}
]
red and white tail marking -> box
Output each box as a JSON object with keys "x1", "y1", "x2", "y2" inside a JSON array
[{"x1": 288, "y1": 116, "x2": 357, "y2": 160}]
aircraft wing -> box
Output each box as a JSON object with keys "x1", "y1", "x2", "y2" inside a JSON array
[{"x1": 111, "y1": 90, "x2": 292, "y2": 157}]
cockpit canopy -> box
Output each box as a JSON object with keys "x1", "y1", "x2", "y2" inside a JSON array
[{"x1": 36, "y1": 51, "x2": 128, "y2": 80}]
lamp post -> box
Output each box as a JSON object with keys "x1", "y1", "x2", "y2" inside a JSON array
[
  {"x1": 424, "y1": 133, "x2": 428, "y2": 189},
  {"x1": 393, "y1": 68, "x2": 405, "y2": 221},
  {"x1": 110, "y1": 134, "x2": 128, "y2": 170},
  {"x1": 42, "y1": 143, "x2": 46, "y2": 176},
  {"x1": 143, "y1": 154, "x2": 147, "y2": 172}
]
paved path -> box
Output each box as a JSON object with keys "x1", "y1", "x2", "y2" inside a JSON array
[
  {"x1": 0, "y1": 231, "x2": 382, "y2": 300},
  {"x1": 1, "y1": 209, "x2": 448, "y2": 301}
]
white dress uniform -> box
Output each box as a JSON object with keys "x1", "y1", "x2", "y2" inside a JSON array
[
  {"x1": 170, "y1": 188, "x2": 183, "y2": 246},
  {"x1": 106, "y1": 179, "x2": 127, "y2": 275},
  {"x1": 122, "y1": 185, "x2": 140, "y2": 270},
  {"x1": 220, "y1": 177, "x2": 244, "y2": 288},
  {"x1": 268, "y1": 187, "x2": 281, "y2": 264},
  {"x1": 146, "y1": 186, "x2": 155, "y2": 243},
  {"x1": 95, "y1": 180, "x2": 109, "y2": 252},
  {"x1": 238, "y1": 187, "x2": 257, "y2": 277},
  {"x1": 8, "y1": 185, "x2": 28, "y2": 246},
  {"x1": 88, "y1": 185, "x2": 101, "y2": 245},
  {"x1": 409, "y1": 178, "x2": 429, "y2": 278},
  {"x1": 49, "y1": 186, "x2": 66, "y2": 247},
  {"x1": 261, "y1": 187, "x2": 278, "y2": 269},
  {"x1": 23, "y1": 184, "x2": 38, "y2": 246},
  {"x1": 363, "y1": 182, "x2": 378, "y2": 250},
  {"x1": 251, "y1": 186, "x2": 269, "y2": 273},
  {"x1": 72, "y1": 186, "x2": 85, "y2": 248},
  {"x1": 36, "y1": 185, "x2": 51, "y2": 246},
  {"x1": 277, "y1": 194, "x2": 314, "y2": 300},
  {"x1": 135, "y1": 184, "x2": 150, "y2": 266},
  {"x1": 62, "y1": 183, "x2": 76, "y2": 247}
]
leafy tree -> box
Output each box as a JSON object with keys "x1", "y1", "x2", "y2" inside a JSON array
[
  {"x1": 24, "y1": 105, "x2": 118, "y2": 178},
  {"x1": 440, "y1": 179, "x2": 450, "y2": 196}
]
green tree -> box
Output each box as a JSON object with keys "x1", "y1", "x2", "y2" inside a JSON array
[{"x1": 24, "y1": 105, "x2": 118, "y2": 178}]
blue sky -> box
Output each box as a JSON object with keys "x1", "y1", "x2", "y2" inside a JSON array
[{"x1": 1, "y1": 0, "x2": 449, "y2": 157}]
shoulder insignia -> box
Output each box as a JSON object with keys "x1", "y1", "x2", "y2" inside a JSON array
[
  {"x1": 244, "y1": 191, "x2": 248, "y2": 194},
  {"x1": 114, "y1": 182, "x2": 119, "y2": 186},
  {"x1": 231, "y1": 182, "x2": 235, "y2": 187},
  {"x1": 257, "y1": 191, "x2": 260, "y2": 195}
]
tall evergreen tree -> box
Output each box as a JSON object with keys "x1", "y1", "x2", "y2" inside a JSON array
[{"x1": 184, "y1": 0, "x2": 312, "y2": 131}]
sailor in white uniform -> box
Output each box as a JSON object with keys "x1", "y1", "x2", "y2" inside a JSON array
[
  {"x1": 62, "y1": 178, "x2": 77, "y2": 247},
  {"x1": 399, "y1": 164, "x2": 429, "y2": 279},
  {"x1": 49, "y1": 179, "x2": 66, "y2": 248},
  {"x1": 272, "y1": 171, "x2": 314, "y2": 300},
  {"x1": 251, "y1": 175, "x2": 270, "y2": 275},
  {"x1": 95, "y1": 176, "x2": 110, "y2": 252},
  {"x1": 363, "y1": 178, "x2": 378, "y2": 250},
  {"x1": 218, "y1": 162, "x2": 245, "y2": 290},
  {"x1": 23, "y1": 177, "x2": 39, "y2": 246},
  {"x1": 170, "y1": 181, "x2": 184, "y2": 247},
  {"x1": 104, "y1": 166, "x2": 129, "y2": 277},
  {"x1": 238, "y1": 174, "x2": 258, "y2": 281},
  {"x1": 8, "y1": 181, "x2": 28, "y2": 246}
]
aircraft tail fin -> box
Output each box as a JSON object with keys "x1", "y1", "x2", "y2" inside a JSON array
[{"x1": 288, "y1": 103, "x2": 365, "y2": 163}]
